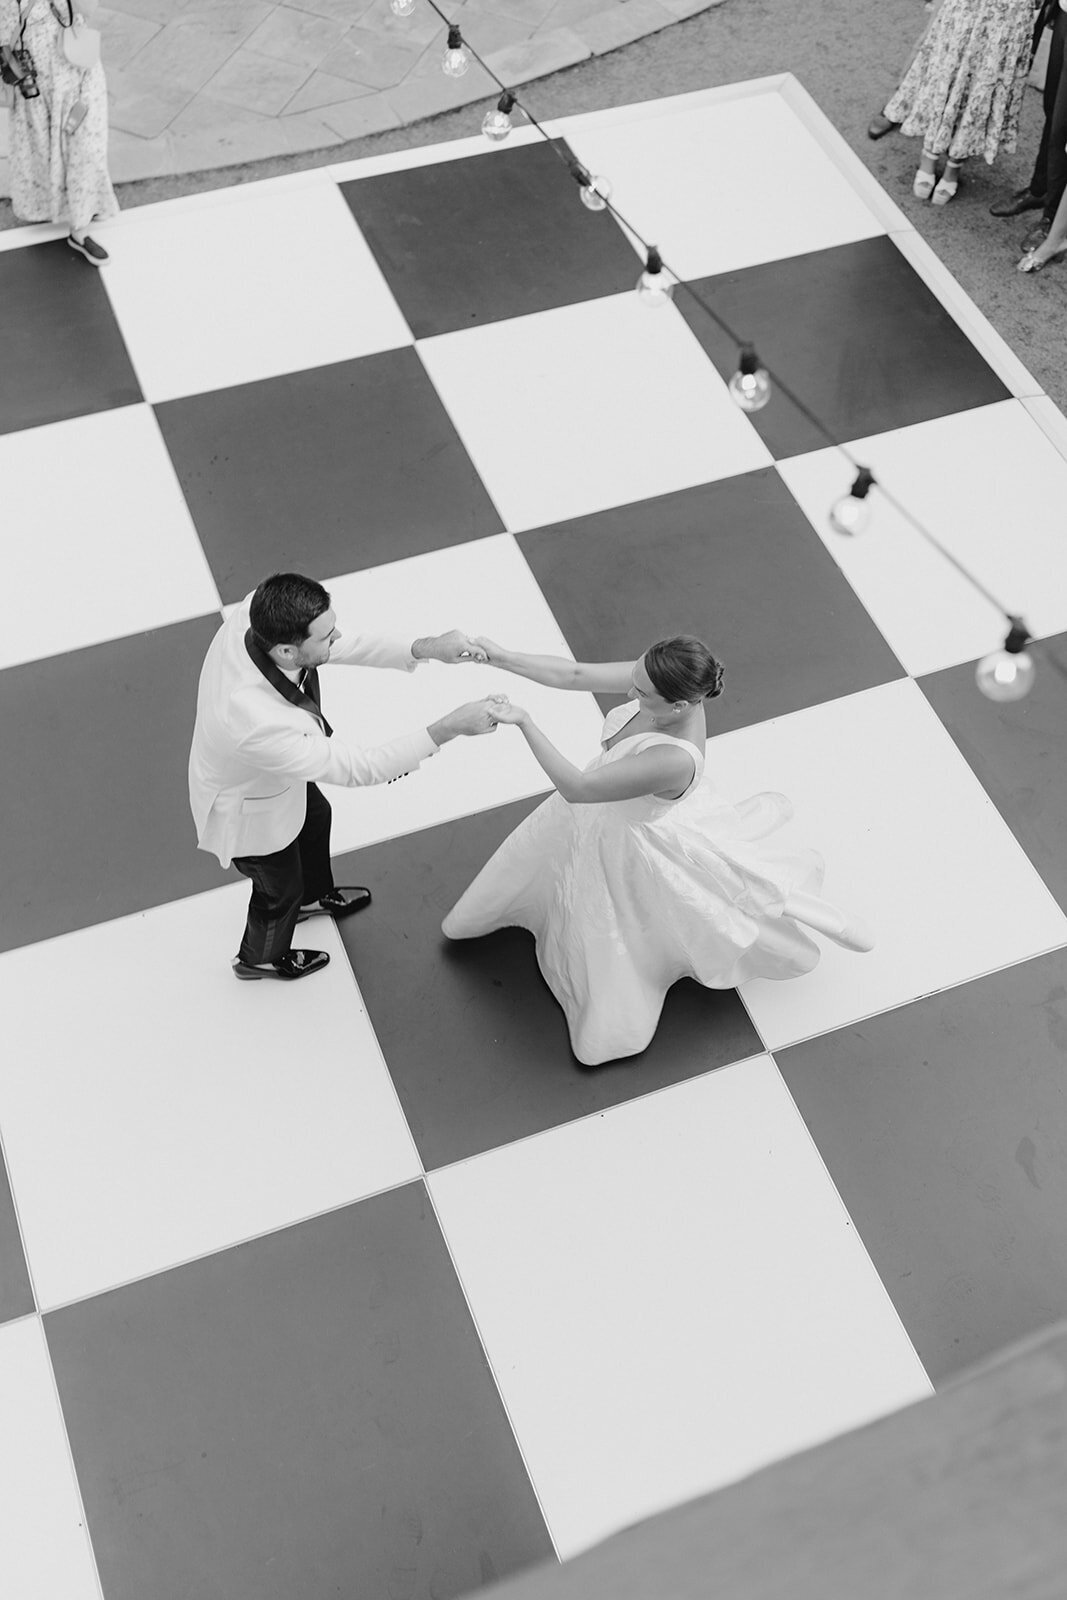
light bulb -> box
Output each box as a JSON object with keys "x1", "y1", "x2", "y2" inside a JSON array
[
  {"x1": 829, "y1": 467, "x2": 876, "y2": 536},
  {"x1": 389, "y1": 0, "x2": 415, "y2": 14},
  {"x1": 442, "y1": 24, "x2": 468, "y2": 76},
  {"x1": 975, "y1": 649, "x2": 1035, "y2": 702},
  {"x1": 636, "y1": 245, "x2": 672, "y2": 308},
  {"x1": 728, "y1": 346, "x2": 771, "y2": 412},
  {"x1": 579, "y1": 175, "x2": 612, "y2": 211},
  {"x1": 482, "y1": 92, "x2": 514, "y2": 142},
  {"x1": 976, "y1": 619, "x2": 1035, "y2": 702}
]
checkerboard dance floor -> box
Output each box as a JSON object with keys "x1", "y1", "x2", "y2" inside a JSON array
[{"x1": 2, "y1": 73, "x2": 1067, "y2": 1600}]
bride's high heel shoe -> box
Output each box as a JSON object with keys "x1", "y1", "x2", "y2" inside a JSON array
[{"x1": 1018, "y1": 243, "x2": 1067, "y2": 273}]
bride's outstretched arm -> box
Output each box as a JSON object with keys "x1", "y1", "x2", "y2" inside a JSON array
[
  {"x1": 493, "y1": 705, "x2": 695, "y2": 803},
  {"x1": 470, "y1": 637, "x2": 635, "y2": 695}
]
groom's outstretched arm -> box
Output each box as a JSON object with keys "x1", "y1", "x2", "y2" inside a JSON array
[{"x1": 470, "y1": 638, "x2": 634, "y2": 694}]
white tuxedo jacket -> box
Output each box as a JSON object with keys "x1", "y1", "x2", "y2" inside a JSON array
[{"x1": 189, "y1": 596, "x2": 437, "y2": 868}]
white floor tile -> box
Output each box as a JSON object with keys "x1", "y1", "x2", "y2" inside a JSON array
[
  {"x1": 713, "y1": 679, "x2": 1067, "y2": 1048},
  {"x1": 566, "y1": 92, "x2": 885, "y2": 281},
  {"x1": 417, "y1": 294, "x2": 772, "y2": 533},
  {"x1": 101, "y1": 181, "x2": 412, "y2": 403},
  {"x1": 430, "y1": 1058, "x2": 931, "y2": 1558},
  {"x1": 775, "y1": 401, "x2": 1067, "y2": 677},
  {"x1": 0, "y1": 1318, "x2": 100, "y2": 1600},
  {"x1": 0, "y1": 886, "x2": 420, "y2": 1309},
  {"x1": 317, "y1": 537, "x2": 606, "y2": 851},
  {"x1": 0, "y1": 406, "x2": 219, "y2": 668}
]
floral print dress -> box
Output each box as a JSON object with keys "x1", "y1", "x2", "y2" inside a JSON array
[
  {"x1": 885, "y1": 0, "x2": 1041, "y2": 163},
  {"x1": 0, "y1": 0, "x2": 117, "y2": 230}
]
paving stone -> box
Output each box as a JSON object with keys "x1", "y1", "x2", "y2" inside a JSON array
[
  {"x1": 99, "y1": 0, "x2": 198, "y2": 21},
  {"x1": 658, "y1": 0, "x2": 721, "y2": 16},
  {"x1": 383, "y1": 58, "x2": 496, "y2": 122},
  {"x1": 320, "y1": 28, "x2": 427, "y2": 89},
  {"x1": 105, "y1": 67, "x2": 199, "y2": 136},
  {"x1": 349, "y1": 0, "x2": 449, "y2": 49},
  {"x1": 285, "y1": 0, "x2": 379, "y2": 22},
  {"x1": 244, "y1": 4, "x2": 349, "y2": 69},
  {"x1": 406, "y1": 7, "x2": 533, "y2": 76},
  {"x1": 96, "y1": 7, "x2": 162, "y2": 71},
  {"x1": 165, "y1": 96, "x2": 299, "y2": 170},
  {"x1": 534, "y1": 0, "x2": 604, "y2": 32},
  {"x1": 281, "y1": 68, "x2": 377, "y2": 114},
  {"x1": 203, "y1": 47, "x2": 313, "y2": 115},
  {"x1": 463, "y1": 0, "x2": 557, "y2": 26},
  {"x1": 317, "y1": 90, "x2": 405, "y2": 139},
  {"x1": 106, "y1": 127, "x2": 172, "y2": 183},
  {"x1": 168, "y1": 0, "x2": 275, "y2": 39},
  {"x1": 482, "y1": 24, "x2": 590, "y2": 86},
  {"x1": 574, "y1": 0, "x2": 673, "y2": 54},
  {"x1": 272, "y1": 108, "x2": 346, "y2": 148},
  {"x1": 122, "y1": 22, "x2": 243, "y2": 92}
]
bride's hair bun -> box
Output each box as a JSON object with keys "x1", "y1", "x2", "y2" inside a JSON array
[{"x1": 645, "y1": 637, "x2": 725, "y2": 703}]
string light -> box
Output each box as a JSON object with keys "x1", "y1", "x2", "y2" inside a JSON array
[
  {"x1": 391, "y1": 0, "x2": 1040, "y2": 703},
  {"x1": 442, "y1": 24, "x2": 468, "y2": 76},
  {"x1": 829, "y1": 467, "x2": 876, "y2": 536},
  {"x1": 579, "y1": 174, "x2": 612, "y2": 211},
  {"x1": 636, "y1": 245, "x2": 672, "y2": 307},
  {"x1": 728, "y1": 345, "x2": 771, "y2": 413},
  {"x1": 976, "y1": 618, "x2": 1035, "y2": 702},
  {"x1": 482, "y1": 91, "x2": 515, "y2": 142}
]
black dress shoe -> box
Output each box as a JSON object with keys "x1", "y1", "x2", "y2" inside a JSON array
[
  {"x1": 990, "y1": 188, "x2": 1046, "y2": 217},
  {"x1": 233, "y1": 949, "x2": 330, "y2": 981},
  {"x1": 867, "y1": 112, "x2": 899, "y2": 140},
  {"x1": 1021, "y1": 219, "x2": 1050, "y2": 251},
  {"x1": 297, "y1": 887, "x2": 372, "y2": 922}
]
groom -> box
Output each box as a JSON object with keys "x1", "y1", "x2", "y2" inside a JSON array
[{"x1": 189, "y1": 571, "x2": 503, "y2": 982}]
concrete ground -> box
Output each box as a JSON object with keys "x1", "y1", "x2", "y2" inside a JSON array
[{"x1": 3, "y1": 0, "x2": 1064, "y2": 409}]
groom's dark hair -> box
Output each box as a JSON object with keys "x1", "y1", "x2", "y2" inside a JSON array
[{"x1": 249, "y1": 573, "x2": 331, "y2": 652}]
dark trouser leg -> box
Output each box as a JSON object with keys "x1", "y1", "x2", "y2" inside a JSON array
[
  {"x1": 233, "y1": 840, "x2": 305, "y2": 966},
  {"x1": 297, "y1": 782, "x2": 335, "y2": 906},
  {"x1": 1040, "y1": 11, "x2": 1067, "y2": 222}
]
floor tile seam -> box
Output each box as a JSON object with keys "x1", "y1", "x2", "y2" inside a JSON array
[
  {"x1": 330, "y1": 903, "x2": 426, "y2": 1179},
  {"x1": 421, "y1": 1173, "x2": 563, "y2": 1564},
  {"x1": 423, "y1": 1046, "x2": 770, "y2": 1180},
  {"x1": 763, "y1": 1048, "x2": 935, "y2": 1397},
  {"x1": 0, "y1": 1110, "x2": 42, "y2": 1318},
  {"x1": 34, "y1": 1170, "x2": 428, "y2": 1317},
  {"x1": 35, "y1": 1312, "x2": 109, "y2": 1600},
  {"x1": 764, "y1": 935, "x2": 1067, "y2": 1058}
]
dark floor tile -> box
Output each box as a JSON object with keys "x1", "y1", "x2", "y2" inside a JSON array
[
  {"x1": 776, "y1": 951, "x2": 1067, "y2": 1383},
  {"x1": 46, "y1": 1185, "x2": 552, "y2": 1600},
  {"x1": 517, "y1": 472, "x2": 904, "y2": 731},
  {"x1": 0, "y1": 1150, "x2": 33, "y2": 1324},
  {"x1": 341, "y1": 139, "x2": 639, "y2": 339},
  {"x1": 676, "y1": 236, "x2": 1009, "y2": 457},
  {"x1": 333, "y1": 798, "x2": 761, "y2": 1169},
  {"x1": 920, "y1": 633, "x2": 1067, "y2": 914},
  {"x1": 0, "y1": 616, "x2": 230, "y2": 953},
  {"x1": 0, "y1": 241, "x2": 141, "y2": 435},
  {"x1": 155, "y1": 349, "x2": 504, "y2": 602}
]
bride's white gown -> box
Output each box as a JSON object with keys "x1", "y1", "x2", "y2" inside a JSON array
[{"x1": 442, "y1": 702, "x2": 837, "y2": 1066}]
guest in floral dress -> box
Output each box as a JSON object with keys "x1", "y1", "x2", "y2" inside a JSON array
[
  {"x1": 869, "y1": 0, "x2": 1042, "y2": 205},
  {"x1": 0, "y1": 0, "x2": 117, "y2": 263}
]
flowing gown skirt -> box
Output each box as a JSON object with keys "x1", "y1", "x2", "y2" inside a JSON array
[{"x1": 443, "y1": 783, "x2": 826, "y2": 1067}]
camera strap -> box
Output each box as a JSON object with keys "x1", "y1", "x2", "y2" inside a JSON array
[{"x1": 49, "y1": 0, "x2": 75, "y2": 27}]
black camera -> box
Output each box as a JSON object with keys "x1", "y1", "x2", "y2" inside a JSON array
[{"x1": 1, "y1": 46, "x2": 40, "y2": 98}]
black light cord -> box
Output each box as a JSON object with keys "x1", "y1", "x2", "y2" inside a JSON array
[{"x1": 414, "y1": 0, "x2": 1026, "y2": 637}]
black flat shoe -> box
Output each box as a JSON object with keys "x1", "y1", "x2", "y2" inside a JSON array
[
  {"x1": 297, "y1": 887, "x2": 372, "y2": 922},
  {"x1": 867, "y1": 112, "x2": 899, "y2": 140},
  {"x1": 233, "y1": 949, "x2": 330, "y2": 980},
  {"x1": 990, "y1": 187, "x2": 1046, "y2": 217}
]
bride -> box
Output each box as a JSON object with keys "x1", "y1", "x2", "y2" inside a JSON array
[{"x1": 442, "y1": 635, "x2": 874, "y2": 1066}]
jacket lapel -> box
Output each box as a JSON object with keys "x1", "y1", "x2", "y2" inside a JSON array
[{"x1": 244, "y1": 630, "x2": 334, "y2": 737}]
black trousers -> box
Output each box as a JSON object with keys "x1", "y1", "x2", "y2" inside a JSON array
[
  {"x1": 232, "y1": 784, "x2": 335, "y2": 965},
  {"x1": 1031, "y1": 6, "x2": 1067, "y2": 221}
]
